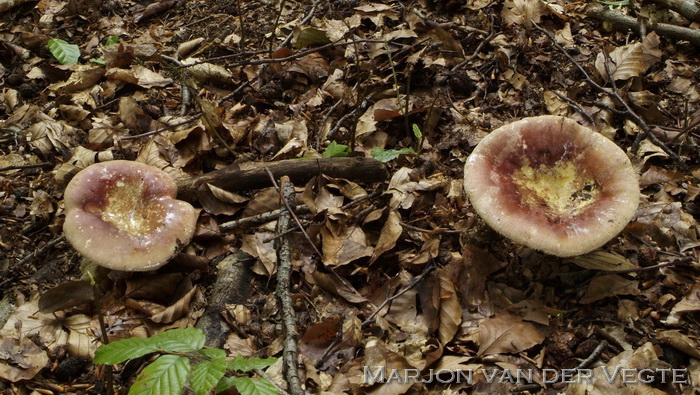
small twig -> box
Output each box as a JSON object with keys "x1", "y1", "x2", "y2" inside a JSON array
[
  {"x1": 279, "y1": 0, "x2": 323, "y2": 48},
  {"x1": 325, "y1": 109, "x2": 356, "y2": 141},
  {"x1": 576, "y1": 340, "x2": 608, "y2": 370},
  {"x1": 314, "y1": 318, "x2": 343, "y2": 369},
  {"x1": 268, "y1": 0, "x2": 287, "y2": 53},
  {"x1": 316, "y1": 97, "x2": 345, "y2": 149},
  {"x1": 220, "y1": 205, "x2": 310, "y2": 231},
  {"x1": 362, "y1": 264, "x2": 435, "y2": 326},
  {"x1": 255, "y1": 368, "x2": 289, "y2": 395},
  {"x1": 400, "y1": 222, "x2": 461, "y2": 234},
  {"x1": 16, "y1": 235, "x2": 65, "y2": 267},
  {"x1": 265, "y1": 169, "x2": 324, "y2": 259},
  {"x1": 452, "y1": 14, "x2": 497, "y2": 71},
  {"x1": 603, "y1": 261, "x2": 678, "y2": 275},
  {"x1": 0, "y1": 162, "x2": 52, "y2": 172},
  {"x1": 274, "y1": 176, "x2": 304, "y2": 395},
  {"x1": 120, "y1": 113, "x2": 201, "y2": 140},
  {"x1": 551, "y1": 91, "x2": 595, "y2": 125},
  {"x1": 593, "y1": 326, "x2": 625, "y2": 351},
  {"x1": 182, "y1": 39, "x2": 389, "y2": 68}
]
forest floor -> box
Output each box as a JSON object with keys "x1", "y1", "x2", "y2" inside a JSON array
[{"x1": 0, "y1": 0, "x2": 699, "y2": 394}]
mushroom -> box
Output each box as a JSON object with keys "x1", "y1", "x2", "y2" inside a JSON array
[
  {"x1": 63, "y1": 160, "x2": 198, "y2": 271},
  {"x1": 464, "y1": 115, "x2": 639, "y2": 257}
]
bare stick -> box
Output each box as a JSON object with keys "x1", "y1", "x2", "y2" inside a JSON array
[
  {"x1": 362, "y1": 264, "x2": 435, "y2": 326},
  {"x1": 587, "y1": 4, "x2": 700, "y2": 45},
  {"x1": 177, "y1": 157, "x2": 389, "y2": 201},
  {"x1": 265, "y1": 169, "x2": 323, "y2": 259},
  {"x1": 0, "y1": 162, "x2": 52, "y2": 172},
  {"x1": 275, "y1": 176, "x2": 304, "y2": 395}
]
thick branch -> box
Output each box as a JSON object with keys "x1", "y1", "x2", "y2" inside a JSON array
[
  {"x1": 195, "y1": 252, "x2": 253, "y2": 348},
  {"x1": 651, "y1": 0, "x2": 700, "y2": 22},
  {"x1": 177, "y1": 157, "x2": 389, "y2": 201},
  {"x1": 587, "y1": 4, "x2": 700, "y2": 46}
]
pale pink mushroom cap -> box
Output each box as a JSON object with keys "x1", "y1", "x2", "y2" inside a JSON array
[
  {"x1": 63, "y1": 160, "x2": 198, "y2": 271},
  {"x1": 464, "y1": 116, "x2": 639, "y2": 257}
]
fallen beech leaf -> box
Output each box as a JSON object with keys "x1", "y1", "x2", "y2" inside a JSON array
[
  {"x1": 311, "y1": 271, "x2": 368, "y2": 304},
  {"x1": 0, "y1": 337, "x2": 49, "y2": 382},
  {"x1": 564, "y1": 250, "x2": 637, "y2": 272},
  {"x1": 39, "y1": 280, "x2": 93, "y2": 313},
  {"x1": 369, "y1": 209, "x2": 402, "y2": 264},
  {"x1": 477, "y1": 311, "x2": 544, "y2": 356},
  {"x1": 437, "y1": 265, "x2": 461, "y2": 345},
  {"x1": 502, "y1": 0, "x2": 548, "y2": 26},
  {"x1": 656, "y1": 330, "x2": 700, "y2": 359},
  {"x1": 579, "y1": 274, "x2": 638, "y2": 304},
  {"x1": 321, "y1": 224, "x2": 373, "y2": 267}
]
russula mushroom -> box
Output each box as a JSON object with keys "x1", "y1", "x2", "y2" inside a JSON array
[
  {"x1": 63, "y1": 160, "x2": 198, "y2": 271},
  {"x1": 464, "y1": 115, "x2": 639, "y2": 257}
]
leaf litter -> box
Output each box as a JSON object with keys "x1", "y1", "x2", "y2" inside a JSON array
[{"x1": 0, "y1": 0, "x2": 699, "y2": 393}]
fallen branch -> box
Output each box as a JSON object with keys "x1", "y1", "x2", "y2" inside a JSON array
[
  {"x1": 587, "y1": 4, "x2": 700, "y2": 46},
  {"x1": 177, "y1": 157, "x2": 389, "y2": 201},
  {"x1": 274, "y1": 176, "x2": 304, "y2": 395},
  {"x1": 195, "y1": 252, "x2": 254, "y2": 348},
  {"x1": 651, "y1": 0, "x2": 700, "y2": 23}
]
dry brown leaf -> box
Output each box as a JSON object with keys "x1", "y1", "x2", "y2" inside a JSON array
[
  {"x1": 579, "y1": 274, "x2": 639, "y2": 304},
  {"x1": 363, "y1": 338, "x2": 416, "y2": 394},
  {"x1": 477, "y1": 311, "x2": 544, "y2": 356},
  {"x1": 124, "y1": 273, "x2": 184, "y2": 302},
  {"x1": 595, "y1": 43, "x2": 644, "y2": 82},
  {"x1": 655, "y1": 330, "x2": 700, "y2": 361},
  {"x1": 502, "y1": 0, "x2": 548, "y2": 26},
  {"x1": 38, "y1": 280, "x2": 93, "y2": 313},
  {"x1": 437, "y1": 265, "x2": 462, "y2": 345},
  {"x1": 0, "y1": 337, "x2": 49, "y2": 382},
  {"x1": 150, "y1": 284, "x2": 198, "y2": 323},
  {"x1": 321, "y1": 224, "x2": 373, "y2": 267},
  {"x1": 311, "y1": 271, "x2": 368, "y2": 304},
  {"x1": 665, "y1": 284, "x2": 700, "y2": 325},
  {"x1": 241, "y1": 187, "x2": 280, "y2": 218},
  {"x1": 564, "y1": 250, "x2": 637, "y2": 272},
  {"x1": 64, "y1": 314, "x2": 97, "y2": 357},
  {"x1": 241, "y1": 233, "x2": 277, "y2": 276},
  {"x1": 369, "y1": 209, "x2": 402, "y2": 264}
]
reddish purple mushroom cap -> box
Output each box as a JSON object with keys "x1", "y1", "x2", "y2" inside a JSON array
[
  {"x1": 464, "y1": 116, "x2": 639, "y2": 257},
  {"x1": 63, "y1": 160, "x2": 198, "y2": 271}
]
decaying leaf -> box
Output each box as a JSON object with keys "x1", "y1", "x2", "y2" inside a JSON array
[
  {"x1": 0, "y1": 337, "x2": 49, "y2": 382},
  {"x1": 502, "y1": 0, "x2": 548, "y2": 26},
  {"x1": 477, "y1": 311, "x2": 544, "y2": 356},
  {"x1": 579, "y1": 274, "x2": 639, "y2": 304},
  {"x1": 564, "y1": 250, "x2": 638, "y2": 272}
]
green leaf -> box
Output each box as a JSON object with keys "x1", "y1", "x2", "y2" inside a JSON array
[
  {"x1": 104, "y1": 35, "x2": 120, "y2": 46},
  {"x1": 322, "y1": 141, "x2": 350, "y2": 158},
  {"x1": 190, "y1": 358, "x2": 227, "y2": 395},
  {"x1": 152, "y1": 327, "x2": 206, "y2": 352},
  {"x1": 412, "y1": 123, "x2": 422, "y2": 139},
  {"x1": 47, "y1": 38, "x2": 80, "y2": 65},
  {"x1": 198, "y1": 348, "x2": 226, "y2": 360},
  {"x1": 294, "y1": 27, "x2": 330, "y2": 49},
  {"x1": 129, "y1": 355, "x2": 190, "y2": 395},
  {"x1": 228, "y1": 355, "x2": 277, "y2": 372},
  {"x1": 371, "y1": 147, "x2": 416, "y2": 163},
  {"x1": 94, "y1": 337, "x2": 158, "y2": 365},
  {"x1": 216, "y1": 376, "x2": 278, "y2": 395}
]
